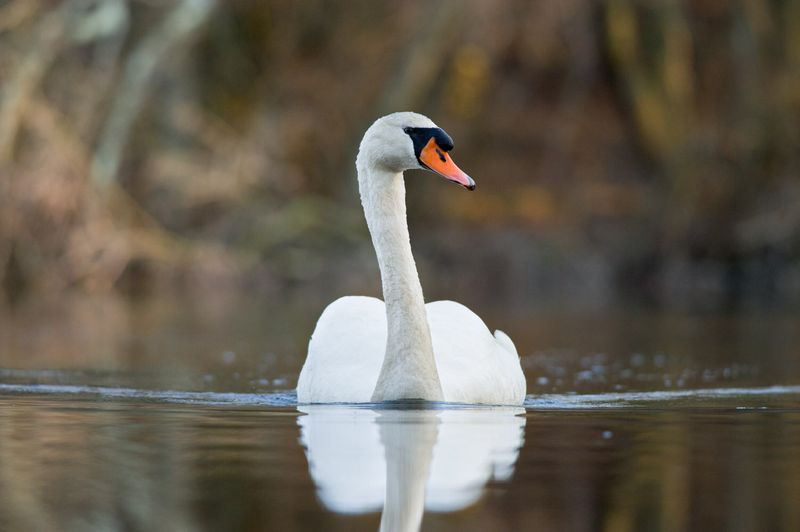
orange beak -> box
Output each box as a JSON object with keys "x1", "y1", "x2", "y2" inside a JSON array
[{"x1": 419, "y1": 138, "x2": 476, "y2": 190}]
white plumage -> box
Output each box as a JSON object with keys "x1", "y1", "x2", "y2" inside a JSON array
[
  {"x1": 297, "y1": 296, "x2": 526, "y2": 404},
  {"x1": 297, "y1": 113, "x2": 526, "y2": 405}
]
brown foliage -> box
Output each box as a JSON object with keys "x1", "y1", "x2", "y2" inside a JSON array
[{"x1": 1, "y1": 0, "x2": 799, "y2": 308}]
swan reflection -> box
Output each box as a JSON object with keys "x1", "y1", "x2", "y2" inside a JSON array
[{"x1": 298, "y1": 405, "x2": 525, "y2": 530}]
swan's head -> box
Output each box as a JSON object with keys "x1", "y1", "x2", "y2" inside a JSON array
[{"x1": 359, "y1": 112, "x2": 475, "y2": 190}]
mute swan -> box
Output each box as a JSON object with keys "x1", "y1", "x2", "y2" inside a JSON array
[{"x1": 297, "y1": 112, "x2": 526, "y2": 404}]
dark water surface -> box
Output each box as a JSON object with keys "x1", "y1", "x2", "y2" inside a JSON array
[{"x1": 1, "y1": 295, "x2": 799, "y2": 531}]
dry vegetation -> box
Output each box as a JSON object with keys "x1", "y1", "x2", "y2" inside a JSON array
[{"x1": 1, "y1": 0, "x2": 799, "y2": 309}]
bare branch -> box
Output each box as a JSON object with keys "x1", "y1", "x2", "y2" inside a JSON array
[
  {"x1": 0, "y1": 0, "x2": 40, "y2": 34},
  {"x1": 0, "y1": 6, "x2": 67, "y2": 161},
  {"x1": 90, "y1": 0, "x2": 216, "y2": 187}
]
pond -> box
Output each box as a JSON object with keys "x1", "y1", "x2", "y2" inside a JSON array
[{"x1": 1, "y1": 293, "x2": 799, "y2": 531}]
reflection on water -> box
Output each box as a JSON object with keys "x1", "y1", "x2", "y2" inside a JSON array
[
  {"x1": 298, "y1": 405, "x2": 525, "y2": 530},
  {"x1": 0, "y1": 386, "x2": 798, "y2": 531}
]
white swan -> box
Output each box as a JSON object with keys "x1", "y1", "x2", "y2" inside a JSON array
[{"x1": 297, "y1": 112, "x2": 526, "y2": 405}]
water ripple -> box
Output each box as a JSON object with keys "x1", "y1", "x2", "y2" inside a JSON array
[
  {"x1": 1, "y1": 381, "x2": 799, "y2": 409},
  {"x1": 525, "y1": 385, "x2": 800, "y2": 409},
  {"x1": 0, "y1": 383, "x2": 297, "y2": 407}
]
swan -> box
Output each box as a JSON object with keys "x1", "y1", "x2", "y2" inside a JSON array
[{"x1": 297, "y1": 112, "x2": 526, "y2": 405}]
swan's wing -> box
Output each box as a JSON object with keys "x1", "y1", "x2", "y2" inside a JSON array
[
  {"x1": 426, "y1": 300, "x2": 526, "y2": 405},
  {"x1": 493, "y1": 329, "x2": 518, "y2": 356},
  {"x1": 297, "y1": 296, "x2": 386, "y2": 403}
]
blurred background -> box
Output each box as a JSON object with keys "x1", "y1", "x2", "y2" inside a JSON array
[
  {"x1": 2, "y1": 3, "x2": 800, "y2": 530},
  {"x1": 1, "y1": 0, "x2": 799, "y2": 385}
]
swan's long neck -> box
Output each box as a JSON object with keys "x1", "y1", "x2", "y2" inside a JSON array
[{"x1": 357, "y1": 160, "x2": 443, "y2": 401}]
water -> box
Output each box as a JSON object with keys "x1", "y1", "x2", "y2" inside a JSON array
[{"x1": 1, "y1": 295, "x2": 800, "y2": 531}]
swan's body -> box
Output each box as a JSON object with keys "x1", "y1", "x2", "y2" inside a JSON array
[
  {"x1": 298, "y1": 296, "x2": 525, "y2": 404},
  {"x1": 297, "y1": 112, "x2": 526, "y2": 405}
]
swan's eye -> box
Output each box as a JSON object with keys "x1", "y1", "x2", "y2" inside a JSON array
[{"x1": 403, "y1": 127, "x2": 411, "y2": 134}]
